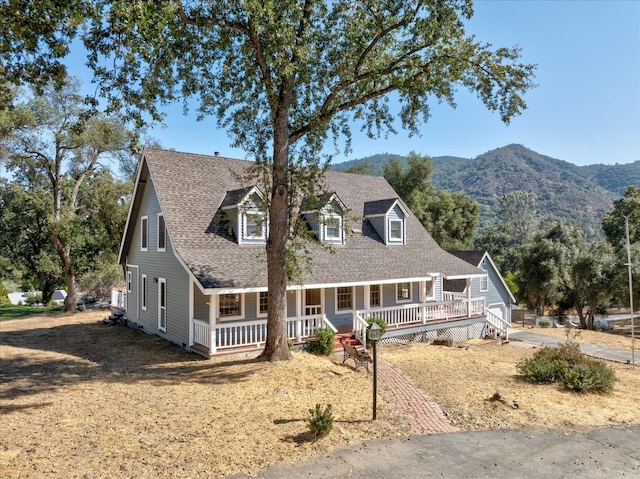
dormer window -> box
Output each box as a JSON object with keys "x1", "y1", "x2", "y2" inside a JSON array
[
  {"x1": 389, "y1": 219, "x2": 403, "y2": 241},
  {"x1": 244, "y1": 212, "x2": 266, "y2": 240},
  {"x1": 301, "y1": 192, "x2": 347, "y2": 245},
  {"x1": 220, "y1": 186, "x2": 268, "y2": 245},
  {"x1": 325, "y1": 216, "x2": 342, "y2": 240},
  {"x1": 364, "y1": 198, "x2": 407, "y2": 245}
]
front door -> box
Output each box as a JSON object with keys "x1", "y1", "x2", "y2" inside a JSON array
[{"x1": 304, "y1": 289, "x2": 322, "y2": 315}]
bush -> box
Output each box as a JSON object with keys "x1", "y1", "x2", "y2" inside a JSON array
[
  {"x1": 538, "y1": 319, "x2": 550, "y2": 328},
  {"x1": 517, "y1": 341, "x2": 617, "y2": 394},
  {"x1": 563, "y1": 359, "x2": 616, "y2": 394},
  {"x1": 308, "y1": 403, "x2": 333, "y2": 440},
  {"x1": 517, "y1": 356, "x2": 567, "y2": 383},
  {"x1": 366, "y1": 316, "x2": 387, "y2": 347},
  {"x1": 304, "y1": 327, "x2": 335, "y2": 355},
  {"x1": 23, "y1": 293, "x2": 43, "y2": 306}
]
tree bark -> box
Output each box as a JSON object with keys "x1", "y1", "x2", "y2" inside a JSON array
[
  {"x1": 260, "y1": 106, "x2": 293, "y2": 362},
  {"x1": 51, "y1": 233, "x2": 78, "y2": 312}
]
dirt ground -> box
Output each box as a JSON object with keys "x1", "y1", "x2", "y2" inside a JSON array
[{"x1": 1, "y1": 312, "x2": 638, "y2": 478}]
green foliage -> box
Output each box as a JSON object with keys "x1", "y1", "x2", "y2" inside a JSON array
[
  {"x1": 517, "y1": 341, "x2": 616, "y2": 394},
  {"x1": 23, "y1": 293, "x2": 43, "y2": 306},
  {"x1": 366, "y1": 316, "x2": 387, "y2": 347},
  {"x1": 562, "y1": 360, "x2": 616, "y2": 394},
  {"x1": 537, "y1": 319, "x2": 550, "y2": 328},
  {"x1": 1, "y1": 77, "x2": 134, "y2": 312},
  {"x1": 0, "y1": 282, "x2": 9, "y2": 304},
  {"x1": 517, "y1": 356, "x2": 566, "y2": 383},
  {"x1": 78, "y1": 253, "x2": 124, "y2": 300},
  {"x1": 308, "y1": 403, "x2": 334, "y2": 440},
  {"x1": 304, "y1": 327, "x2": 335, "y2": 356},
  {"x1": 383, "y1": 152, "x2": 479, "y2": 248}
]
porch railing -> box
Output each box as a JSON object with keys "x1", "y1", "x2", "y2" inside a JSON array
[
  {"x1": 358, "y1": 303, "x2": 422, "y2": 328},
  {"x1": 353, "y1": 313, "x2": 369, "y2": 350},
  {"x1": 485, "y1": 308, "x2": 510, "y2": 340},
  {"x1": 191, "y1": 314, "x2": 336, "y2": 352},
  {"x1": 193, "y1": 319, "x2": 210, "y2": 348}
]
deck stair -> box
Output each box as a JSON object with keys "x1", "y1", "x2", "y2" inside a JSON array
[{"x1": 334, "y1": 333, "x2": 361, "y2": 352}]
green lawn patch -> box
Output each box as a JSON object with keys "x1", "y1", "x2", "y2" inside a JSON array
[{"x1": 0, "y1": 304, "x2": 64, "y2": 321}]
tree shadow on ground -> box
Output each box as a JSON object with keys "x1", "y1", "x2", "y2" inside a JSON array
[{"x1": 0, "y1": 318, "x2": 268, "y2": 400}]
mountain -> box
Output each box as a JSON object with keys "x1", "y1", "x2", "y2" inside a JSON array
[{"x1": 332, "y1": 144, "x2": 638, "y2": 234}]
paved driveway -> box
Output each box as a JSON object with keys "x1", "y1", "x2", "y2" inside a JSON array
[{"x1": 228, "y1": 426, "x2": 640, "y2": 479}]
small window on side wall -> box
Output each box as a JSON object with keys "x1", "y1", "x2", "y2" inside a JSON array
[
  {"x1": 157, "y1": 214, "x2": 166, "y2": 251},
  {"x1": 141, "y1": 216, "x2": 148, "y2": 251},
  {"x1": 479, "y1": 274, "x2": 488, "y2": 292}
]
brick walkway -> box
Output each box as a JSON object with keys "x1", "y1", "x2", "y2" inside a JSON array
[{"x1": 377, "y1": 359, "x2": 459, "y2": 435}]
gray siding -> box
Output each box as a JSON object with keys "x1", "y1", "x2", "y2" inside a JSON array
[
  {"x1": 125, "y1": 177, "x2": 191, "y2": 348},
  {"x1": 194, "y1": 287, "x2": 209, "y2": 320},
  {"x1": 368, "y1": 216, "x2": 385, "y2": 242}
]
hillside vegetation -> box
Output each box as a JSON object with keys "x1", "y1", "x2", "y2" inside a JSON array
[{"x1": 332, "y1": 144, "x2": 637, "y2": 232}]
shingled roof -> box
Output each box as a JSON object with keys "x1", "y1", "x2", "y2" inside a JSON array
[{"x1": 121, "y1": 148, "x2": 483, "y2": 291}]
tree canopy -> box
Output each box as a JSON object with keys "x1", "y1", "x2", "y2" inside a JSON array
[
  {"x1": 2, "y1": 0, "x2": 536, "y2": 360},
  {"x1": 1, "y1": 78, "x2": 133, "y2": 311}
]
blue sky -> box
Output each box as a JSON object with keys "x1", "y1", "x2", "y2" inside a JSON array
[{"x1": 61, "y1": 1, "x2": 640, "y2": 167}]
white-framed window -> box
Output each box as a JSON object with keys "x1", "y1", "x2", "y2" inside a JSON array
[
  {"x1": 141, "y1": 216, "x2": 149, "y2": 251},
  {"x1": 369, "y1": 284, "x2": 382, "y2": 308},
  {"x1": 257, "y1": 291, "x2": 268, "y2": 317},
  {"x1": 158, "y1": 278, "x2": 167, "y2": 332},
  {"x1": 336, "y1": 286, "x2": 353, "y2": 311},
  {"x1": 389, "y1": 219, "x2": 403, "y2": 241},
  {"x1": 141, "y1": 274, "x2": 147, "y2": 311},
  {"x1": 157, "y1": 213, "x2": 166, "y2": 251},
  {"x1": 244, "y1": 211, "x2": 266, "y2": 240},
  {"x1": 219, "y1": 293, "x2": 243, "y2": 318},
  {"x1": 396, "y1": 282, "x2": 411, "y2": 302},
  {"x1": 324, "y1": 216, "x2": 342, "y2": 241},
  {"x1": 479, "y1": 274, "x2": 489, "y2": 292},
  {"x1": 127, "y1": 270, "x2": 132, "y2": 293}
]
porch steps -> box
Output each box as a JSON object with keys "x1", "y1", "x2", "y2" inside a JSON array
[{"x1": 334, "y1": 333, "x2": 362, "y2": 351}]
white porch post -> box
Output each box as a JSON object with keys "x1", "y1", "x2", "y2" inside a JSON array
[
  {"x1": 188, "y1": 279, "x2": 194, "y2": 347},
  {"x1": 420, "y1": 280, "x2": 427, "y2": 324},
  {"x1": 296, "y1": 289, "x2": 302, "y2": 342},
  {"x1": 466, "y1": 278, "x2": 472, "y2": 318},
  {"x1": 209, "y1": 294, "x2": 218, "y2": 355}
]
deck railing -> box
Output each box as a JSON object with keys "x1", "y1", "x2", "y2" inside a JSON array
[
  {"x1": 193, "y1": 296, "x2": 487, "y2": 353},
  {"x1": 192, "y1": 314, "x2": 335, "y2": 352},
  {"x1": 485, "y1": 308, "x2": 510, "y2": 340}
]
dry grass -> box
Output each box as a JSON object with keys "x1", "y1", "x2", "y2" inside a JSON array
[{"x1": 1, "y1": 311, "x2": 639, "y2": 478}]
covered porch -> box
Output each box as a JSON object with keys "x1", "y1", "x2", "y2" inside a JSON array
[{"x1": 189, "y1": 288, "x2": 494, "y2": 356}]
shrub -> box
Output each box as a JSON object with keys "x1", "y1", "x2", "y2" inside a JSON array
[
  {"x1": 23, "y1": 293, "x2": 43, "y2": 306},
  {"x1": 308, "y1": 403, "x2": 334, "y2": 440},
  {"x1": 538, "y1": 319, "x2": 550, "y2": 328},
  {"x1": 517, "y1": 341, "x2": 617, "y2": 394},
  {"x1": 563, "y1": 359, "x2": 616, "y2": 394},
  {"x1": 517, "y1": 356, "x2": 567, "y2": 383},
  {"x1": 366, "y1": 316, "x2": 387, "y2": 347},
  {"x1": 304, "y1": 327, "x2": 335, "y2": 355}
]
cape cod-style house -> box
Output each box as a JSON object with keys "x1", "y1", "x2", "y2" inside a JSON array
[{"x1": 116, "y1": 148, "x2": 510, "y2": 356}]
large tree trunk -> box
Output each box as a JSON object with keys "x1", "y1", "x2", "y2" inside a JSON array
[
  {"x1": 51, "y1": 233, "x2": 78, "y2": 312},
  {"x1": 260, "y1": 108, "x2": 293, "y2": 362}
]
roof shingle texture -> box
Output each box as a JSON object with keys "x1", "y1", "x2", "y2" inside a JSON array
[{"x1": 141, "y1": 148, "x2": 482, "y2": 290}]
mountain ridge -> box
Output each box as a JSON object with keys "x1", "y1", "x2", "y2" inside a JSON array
[{"x1": 331, "y1": 144, "x2": 639, "y2": 234}]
